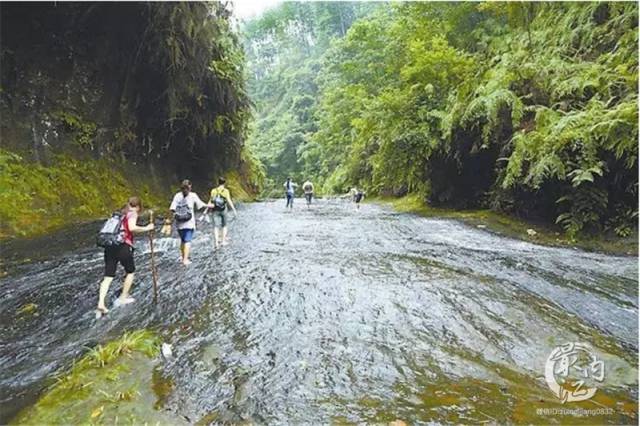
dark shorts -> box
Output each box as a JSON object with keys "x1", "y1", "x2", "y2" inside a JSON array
[
  {"x1": 213, "y1": 209, "x2": 227, "y2": 228},
  {"x1": 178, "y1": 228, "x2": 194, "y2": 243},
  {"x1": 355, "y1": 193, "x2": 363, "y2": 203},
  {"x1": 305, "y1": 193, "x2": 313, "y2": 202},
  {"x1": 104, "y1": 244, "x2": 135, "y2": 277}
]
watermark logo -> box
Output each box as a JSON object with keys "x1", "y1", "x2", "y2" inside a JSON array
[{"x1": 545, "y1": 342, "x2": 605, "y2": 403}]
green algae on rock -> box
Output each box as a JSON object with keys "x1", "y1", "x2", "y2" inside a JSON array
[{"x1": 11, "y1": 330, "x2": 185, "y2": 425}]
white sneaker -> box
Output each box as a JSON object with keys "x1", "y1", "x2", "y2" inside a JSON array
[
  {"x1": 114, "y1": 297, "x2": 135, "y2": 308},
  {"x1": 183, "y1": 259, "x2": 192, "y2": 266}
]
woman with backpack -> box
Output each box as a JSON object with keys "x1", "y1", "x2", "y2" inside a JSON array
[
  {"x1": 96, "y1": 196, "x2": 155, "y2": 316},
  {"x1": 210, "y1": 177, "x2": 237, "y2": 249},
  {"x1": 169, "y1": 179, "x2": 213, "y2": 265}
]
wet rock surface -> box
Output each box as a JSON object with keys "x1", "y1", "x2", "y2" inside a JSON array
[{"x1": 1, "y1": 199, "x2": 637, "y2": 423}]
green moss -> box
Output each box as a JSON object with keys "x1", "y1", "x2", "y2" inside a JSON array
[
  {"x1": 151, "y1": 368, "x2": 173, "y2": 410},
  {"x1": 323, "y1": 353, "x2": 636, "y2": 424},
  {"x1": 225, "y1": 170, "x2": 255, "y2": 202},
  {"x1": 0, "y1": 148, "x2": 166, "y2": 239},
  {"x1": 377, "y1": 194, "x2": 637, "y2": 256},
  {"x1": 16, "y1": 303, "x2": 38, "y2": 317},
  {"x1": 196, "y1": 410, "x2": 220, "y2": 425},
  {"x1": 11, "y1": 330, "x2": 185, "y2": 425}
]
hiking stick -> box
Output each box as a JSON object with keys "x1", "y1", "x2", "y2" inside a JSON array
[{"x1": 148, "y1": 212, "x2": 159, "y2": 303}]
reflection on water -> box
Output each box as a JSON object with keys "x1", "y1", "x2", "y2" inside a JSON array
[{"x1": 0, "y1": 199, "x2": 637, "y2": 423}]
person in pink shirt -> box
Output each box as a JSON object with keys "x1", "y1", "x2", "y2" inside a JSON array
[{"x1": 96, "y1": 196, "x2": 154, "y2": 315}]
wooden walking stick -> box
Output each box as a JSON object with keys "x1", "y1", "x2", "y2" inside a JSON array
[{"x1": 148, "y1": 211, "x2": 159, "y2": 303}]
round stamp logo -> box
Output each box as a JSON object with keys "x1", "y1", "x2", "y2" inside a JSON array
[{"x1": 545, "y1": 342, "x2": 605, "y2": 403}]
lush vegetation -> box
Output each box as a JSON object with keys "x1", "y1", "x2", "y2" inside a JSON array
[
  {"x1": 244, "y1": 2, "x2": 638, "y2": 238},
  {"x1": 1, "y1": 2, "x2": 252, "y2": 179},
  {"x1": 242, "y1": 2, "x2": 378, "y2": 195},
  {"x1": 0, "y1": 149, "x2": 165, "y2": 238}
]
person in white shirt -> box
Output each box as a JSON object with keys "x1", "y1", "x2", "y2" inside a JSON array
[
  {"x1": 169, "y1": 179, "x2": 213, "y2": 265},
  {"x1": 284, "y1": 177, "x2": 298, "y2": 209}
]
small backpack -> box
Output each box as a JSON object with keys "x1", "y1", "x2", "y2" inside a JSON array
[
  {"x1": 174, "y1": 195, "x2": 192, "y2": 222},
  {"x1": 212, "y1": 192, "x2": 227, "y2": 211},
  {"x1": 97, "y1": 212, "x2": 125, "y2": 248}
]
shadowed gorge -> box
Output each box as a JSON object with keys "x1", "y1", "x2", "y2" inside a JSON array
[{"x1": 1, "y1": 2, "x2": 258, "y2": 237}]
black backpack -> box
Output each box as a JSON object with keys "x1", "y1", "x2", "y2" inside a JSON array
[
  {"x1": 97, "y1": 212, "x2": 125, "y2": 248},
  {"x1": 212, "y1": 192, "x2": 226, "y2": 211},
  {"x1": 174, "y1": 195, "x2": 192, "y2": 222}
]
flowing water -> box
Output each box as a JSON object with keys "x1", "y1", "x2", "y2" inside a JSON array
[{"x1": 1, "y1": 200, "x2": 638, "y2": 423}]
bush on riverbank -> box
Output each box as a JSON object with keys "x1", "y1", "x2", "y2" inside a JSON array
[{"x1": 244, "y1": 2, "x2": 638, "y2": 239}]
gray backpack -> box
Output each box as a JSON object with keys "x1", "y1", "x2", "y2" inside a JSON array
[
  {"x1": 97, "y1": 212, "x2": 125, "y2": 247},
  {"x1": 174, "y1": 195, "x2": 192, "y2": 222}
]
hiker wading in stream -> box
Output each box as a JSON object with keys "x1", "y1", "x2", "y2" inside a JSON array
[
  {"x1": 349, "y1": 187, "x2": 365, "y2": 210},
  {"x1": 96, "y1": 196, "x2": 154, "y2": 315},
  {"x1": 302, "y1": 180, "x2": 314, "y2": 207},
  {"x1": 170, "y1": 179, "x2": 213, "y2": 265},
  {"x1": 209, "y1": 176, "x2": 238, "y2": 250},
  {"x1": 284, "y1": 177, "x2": 298, "y2": 209}
]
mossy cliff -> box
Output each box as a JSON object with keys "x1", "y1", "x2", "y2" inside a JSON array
[
  {"x1": 0, "y1": 3, "x2": 263, "y2": 239},
  {"x1": 0, "y1": 149, "x2": 167, "y2": 239}
]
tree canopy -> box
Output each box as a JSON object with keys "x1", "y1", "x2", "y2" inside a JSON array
[{"x1": 244, "y1": 2, "x2": 638, "y2": 237}]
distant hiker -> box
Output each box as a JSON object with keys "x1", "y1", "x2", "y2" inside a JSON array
[
  {"x1": 350, "y1": 187, "x2": 365, "y2": 210},
  {"x1": 302, "y1": 180, "x2": 314, "y2": 206},
  {"x1": 209, "y1": 176, "x2": 238, "y2": 249},
  {"x1": 284, "y1": 177, "x2": 298, "y2": 209},
  {"x1": 348, "y1": 187, "x2": 357, "y2": 202},
  {"x1": 96, "y1": 196, "x2": 155, "y2": 315},
  {"x1": 170, "y1": 179, "x2": 213, "y2": 265}
]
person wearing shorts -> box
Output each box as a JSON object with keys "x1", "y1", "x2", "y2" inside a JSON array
[
  {"x1": 97, "y1": 196, "x2": 154, "y2": 316},
  {"x1": 170, "y1": 179, "x2": 213, "y2": 265},
  {"x1": 104, "y1": 244, "x2": 135, "y2": 278},
  {"x1": 210, "y1": 177, "x2": 237, "y2": 249}
]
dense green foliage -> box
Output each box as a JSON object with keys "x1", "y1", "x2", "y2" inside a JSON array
[
  {"x1": 245, "y1": 2, "x2": 638, "y2": 236},
  {"x1": 242, "y1": 2, "x2": 378, "y2": 194}
]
